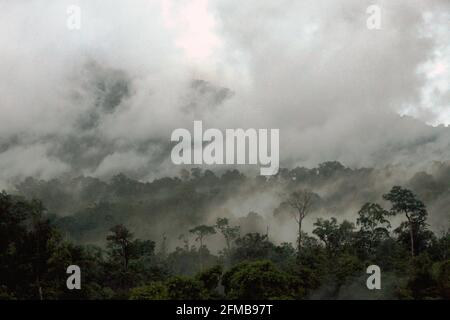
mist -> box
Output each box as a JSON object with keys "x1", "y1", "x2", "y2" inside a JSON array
[{"x1": 0, "y1": 0, "x2": 449, "y2": 189}]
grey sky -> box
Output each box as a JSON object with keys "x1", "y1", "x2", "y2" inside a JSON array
[{"x1": 0, "y1": 0, "x2": 449, "y2": 186}]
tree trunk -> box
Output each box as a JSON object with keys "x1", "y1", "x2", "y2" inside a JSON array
[
  {"x1": 409, "y1": 221, "x2": 415, "y2": 258},
  {"x1": 37, "y1": 275, "x2": 43, "y2": 300},
  {"x1": 123, "y1": 245, "x2": 128, "y2": 272},
  {"x1": 38, "y1": 286, "x2": 43, "y2": 301},
  {"x1": 297, "y1": 218, "x2": 302, "y2": 261},
  {"x1": 199, "y1": 236, "x2": 204, "y2": 270},
  {"x1": 406, "y1": 212, "x2": 415, "y2": 258}
]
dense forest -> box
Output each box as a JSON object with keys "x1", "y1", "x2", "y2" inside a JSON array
[{"x1": 1, "y1": 161, "x2": 449, "y2": 299}]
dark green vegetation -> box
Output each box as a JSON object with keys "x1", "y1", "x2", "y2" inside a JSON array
[{"x1": 1, "y1": 162, "x2": 450, "y2": 299}]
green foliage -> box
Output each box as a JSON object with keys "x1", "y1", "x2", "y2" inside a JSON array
[
  {"x1": 189, "y1": 225, "x2": 216, "y2": 246},
  {"x1": 293, "y1": 234, "x2": 327, "y2": 292},
  {"x1": 189, "y1": 224, "x2": 217, "y2": 270},
  {"x1": 397, "y1": 253, "x2": 438, "y2": 299},
  {"x1": 129, "y1": 266, "x2": 224, "y2": 300},
  {"x1": 394, "y1": 222, "x2": 435, "y2": 256},
  {"x1": 383, "y1": 186, "x2": 428, "y2": 222},
  {"x1": 357, "y1": 203, "x2": 391, "y2": 233},
  {"x1": 230, "y1": 233, "x2": 274, "y2": 264},
  {"x1": 383, "y1": 186, "x2": 429, "y2": 257},
  {"x1": 216, "y1": 218, "x2": 240, "y2": 252},
  {"x1": 313, "y1": 217, "x2": 355, "y2": 254},
  {"x1": 355, "y1": 203, "x2": 392, "y2": 258},
  {"x1": 195, "y1": 265, "x2": 223, "y2": 295},
  {"x1": 0, "y1": 285, "x2": 16, "y2": 300},
  {"x1": 222, "y1": 260, "x2": 303, "y2": 299},
  {"x1": 129, "y1": 282, "x2": 169, "y2": 300},
  {"x1": 333, "y1": 253, "x2": 365, "y2": 287},
  {"x1": 436, "y1": 260, "x2": 450, "y2": 299},
  {"x1": 166, "y1": 276, "x2": 208, "y2": 300},
  {"x1": 107, "y1": 224, "x2": 135, "y2": 270},
  {"x1": 166, "y1": 245, "x2": 218, "y2": 276},
  {"x1": 2, "y1": 171, "x2": 450, "y2": 300}
]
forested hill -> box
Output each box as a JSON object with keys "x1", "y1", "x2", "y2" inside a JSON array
[
  {"x1": 11, "y1": 161, "x2": 450, "y2": 247},
  {"x1": 1, "y1": 161, "x2": 450, "y2": 300}
]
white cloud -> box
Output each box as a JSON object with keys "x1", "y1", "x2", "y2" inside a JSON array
[{"x1": 0, "y1": 0, "x2": 449, "y2": 185}]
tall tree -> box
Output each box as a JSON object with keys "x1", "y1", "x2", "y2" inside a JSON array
[
  {"x1": 189, "y1": 225, "x2": 216, "y2": 249},
  {"x1": 231, "y1": 233, "x2": 274, "y2": 264},
  {"x1": 189, "y1": 225, "x2": 216, "y2": 269},
  {"x1": 383, "y1": 186, "x2": 428, "y2": 257},
  {"x1": 27, "y1": 199, "x2": 56, "y2": 300},
  {"x1": 107, "y1": 224, "x2": 134, "y2": 272},
  {"x1": 313, "y1": 217, "x2": 355, "y2": 254},
  {"x1": 285, "y1": 189, "x2": 314, "y2": 257},
  {"x1": 215, "y1": 218, "x2": 240, "y2": 252},
  {"x1": 356, "y1": 202, "x2": 392, "y2": 256}
]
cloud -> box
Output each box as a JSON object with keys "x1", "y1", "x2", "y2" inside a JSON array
[{"x1": 0, "y1": 0, "x2": 449, "y2": 186}]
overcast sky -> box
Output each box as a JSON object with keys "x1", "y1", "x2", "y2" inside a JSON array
[{"x1": 0, "y1": 0, "x2": 449, "y2": 185}]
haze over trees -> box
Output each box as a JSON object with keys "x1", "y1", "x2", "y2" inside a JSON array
[{"x1": 1, "y1": 162, "x2": 450, "y2": 300}]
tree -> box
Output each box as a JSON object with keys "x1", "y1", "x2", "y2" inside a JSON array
[
  {"x1": 357, "y1": 203, "x2": 391, "y2": 233},
  {"x1": 231, "y1": 233, "x2": 274, "y2": 264},
  {"x1": 106, "y1": 224, "x2": 134, "y2": 272},
  {"x1": 394, "y1": 222, "x2": 435, "y2": 257},
  {"x1": 383, "y1": 186, "x2": 428, "y2": 257},
  {"x1": 317, "y1": 161, "x2": 346, "y2": 177},
  {"x1": 129, "y1": 282, "x2": 169, "y2": 300},
  {"x1": 189, "y1": 225, "x2": 216, "y2": 249},
  {"x1": 215, "y1": 218, "x2": 240, "y2": 252},
  {"x1": 0, "y1": 192, "x2": 84, "y2": 300},
  {"x1": 313, "y1": 218, "x2": 355, "y2": 254},
  {"x1": 166, "y1": 276, "x2": 208, "y2": 300},
  {"x1": 178, "y1": 233, "x2": 190, "y2": 251},
  {"x1": 28, "y1": 213, "x2": 56, "y2": 300},
  {"x1": 437, "y1": 260, "x2": 450, "y2": 299},
  {"x1": 195, "y1": 265, "x2": 223, "y2": 298},
  {"x1": 222, "y1": 260, "x2": 303, "y2": 299},
  {"x1": 285, "y1": 189, "x2": 314, "y2": 257},
  {"x1": 356, "y1": 203, "x2": 392, "y2": 256},
  {"x1": 397, "y1": 253, "x2": 438, "y2": 299},
  {"x1": 189, "y1": 225, "x2": 216, "y2": 269}
]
